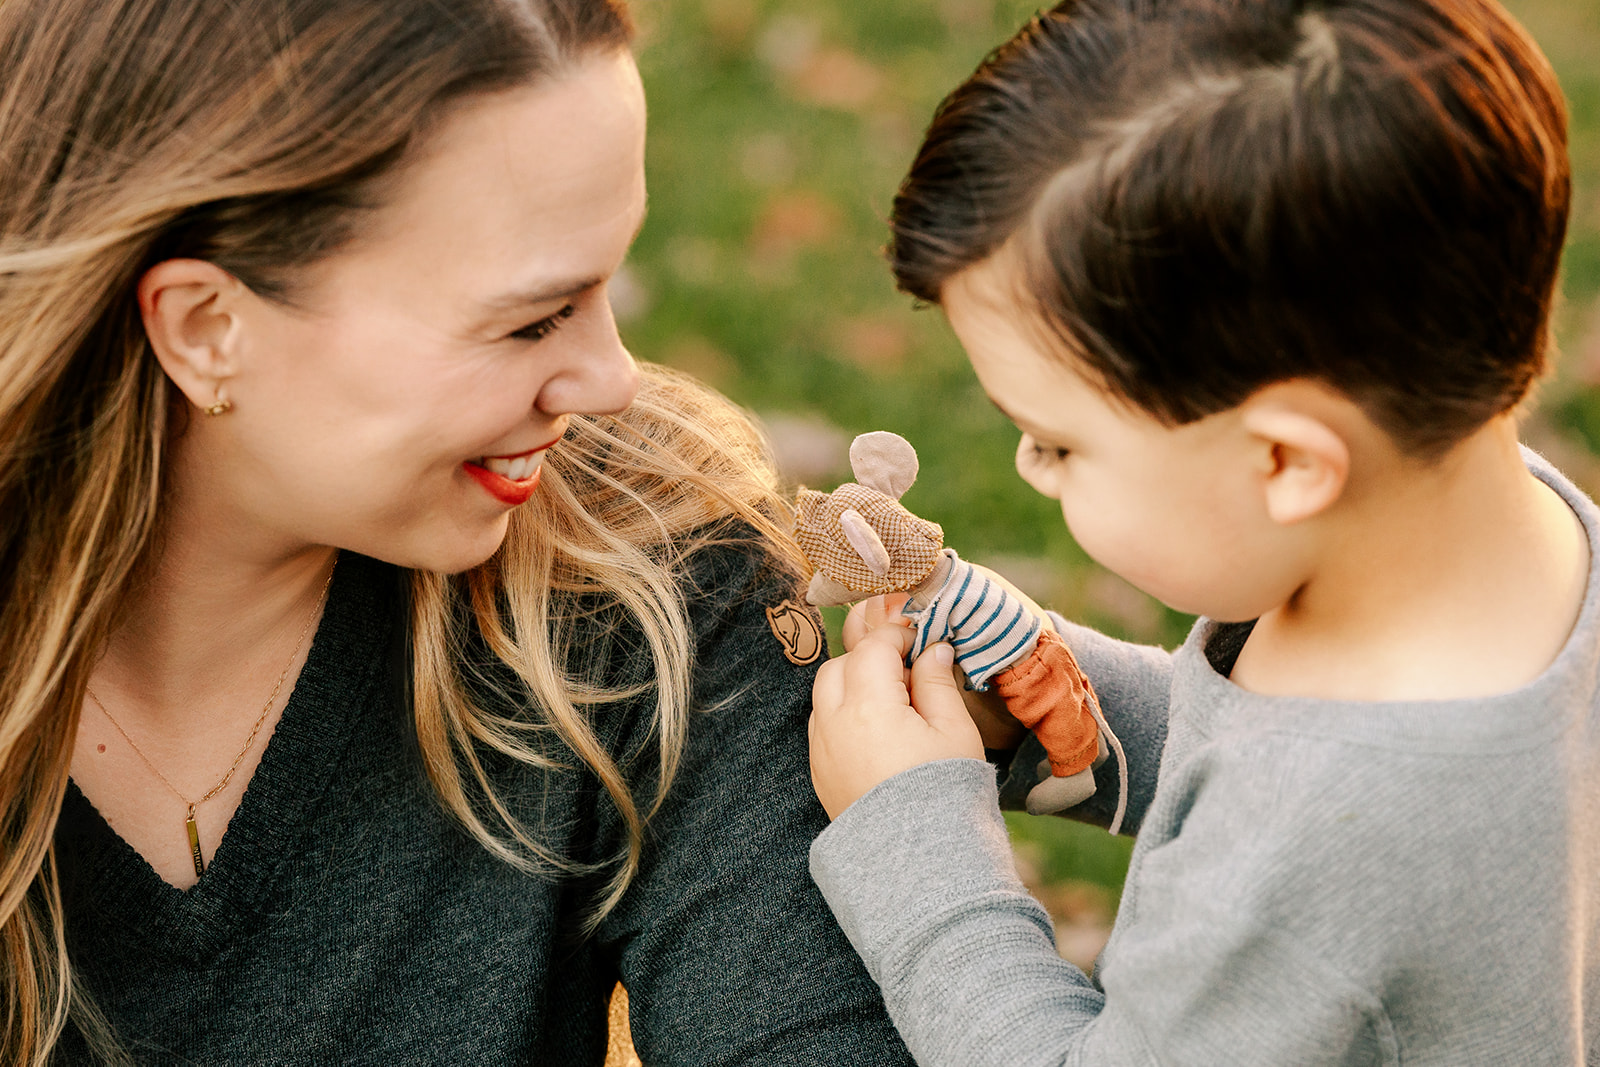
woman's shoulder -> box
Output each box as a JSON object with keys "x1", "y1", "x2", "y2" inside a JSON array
[
  {"x1": 571, "y1": 519, "x2": 823, "y2": 697},
  {"x1": 676, "y1": 522, "x2": 828, "y2": 698},
  {"x1": 677, "y1": 520, "x2": 813, "y2": 630}
]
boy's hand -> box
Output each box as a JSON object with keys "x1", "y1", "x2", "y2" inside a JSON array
[
  {"x1": 809, "y1": 624, "x2": 984, "y2": 819},
  {"x1": 842, "y1": 593, "x2": 1028, "y2": 752},
  {"x1": 840, "y1": 593, "x2": 913, "y2": 651}
]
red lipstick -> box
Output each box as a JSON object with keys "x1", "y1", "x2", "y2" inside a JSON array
[
  {"x1": 463, "y1": 435, "x2": 560, "y2": 507},
  {"x1": 463, "y1": 461, "x2": 542, "y2": 506}
]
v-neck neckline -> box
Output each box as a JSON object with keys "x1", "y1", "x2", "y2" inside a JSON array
[{"x1": 57, "y1": 553, "x2": 398, "y2": 964}]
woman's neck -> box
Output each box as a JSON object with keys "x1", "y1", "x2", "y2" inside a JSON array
[
  {"x1": 72, "y1": 466, "x2": 338, "y2": 890},
  {"x1": 1231, "y1": 419, "x2": 1590, "y2": 702},
  {"x1": 88, "y1": 458, "x2": 338, "y2": 738}
]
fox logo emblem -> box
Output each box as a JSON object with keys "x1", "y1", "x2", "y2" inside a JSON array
[{"x1": 765, "y1": 600, "x2": 824, "y2": 666}]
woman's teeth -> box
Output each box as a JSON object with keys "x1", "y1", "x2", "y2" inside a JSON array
[{"x1": 481, "y1": 453, "x2": 543, "y2": 482}]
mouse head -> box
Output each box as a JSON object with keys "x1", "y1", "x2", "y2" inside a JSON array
[{"x1": 794, "y1": 431, "x2": 944, "y2": 606}]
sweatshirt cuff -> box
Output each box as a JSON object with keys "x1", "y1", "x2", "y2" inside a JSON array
[{"x1": 808, "y1": 759, "x2": 1026, "y2": 968}]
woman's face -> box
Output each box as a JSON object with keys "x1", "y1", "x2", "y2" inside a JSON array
[{"x1": 176, "y1": 50, "x2": 646, "y2": 574}]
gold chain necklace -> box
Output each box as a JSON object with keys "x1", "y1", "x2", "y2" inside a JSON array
[{"x1": 84, "y1": 564, "x2": 334, "y2": 879}]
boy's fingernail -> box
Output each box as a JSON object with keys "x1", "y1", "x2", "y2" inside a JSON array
[{"x1": 933, "y1": 644, "x2": 954, "y2": 666}]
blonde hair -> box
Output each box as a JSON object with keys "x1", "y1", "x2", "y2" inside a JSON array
[
  {"x1": 413, "y1": 366, "x2": 799, "y2": 922},
  {"x1": 0, "y1": 1, "x2": 798, "y2": 1062}
]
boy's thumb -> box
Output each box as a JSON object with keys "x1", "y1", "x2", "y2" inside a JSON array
[{"x1": 908, "y1": 644, "x2": 974, "y2": 731}]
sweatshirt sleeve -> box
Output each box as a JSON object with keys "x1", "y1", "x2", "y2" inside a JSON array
[
  {"x1": 599, "y1": 534, "x2": 913, "y2": 1067},
  {"x1": 998, "y1": 616, "x2": 1176, "y2": 835},
  {"x1": 809, "y1": 757, "x2": 1399, "y2": 1067}
]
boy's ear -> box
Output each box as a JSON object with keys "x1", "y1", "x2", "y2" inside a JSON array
[
  {"x1": 137, "y1": 259, "x2": 247, "y2": 412},
  {"x1": 1239, "y1": 384, "x2": 1352, "y2": 526}
]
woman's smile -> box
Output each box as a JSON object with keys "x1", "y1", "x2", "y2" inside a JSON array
[{"x1": 463, "y1": 434, "x2": 564, "y2": 506}]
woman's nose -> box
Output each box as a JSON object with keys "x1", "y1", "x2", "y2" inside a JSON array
[
  {"x1": 576, "y1": 337, "x2": 640, "y2": 416},
  {"x1": 538, "y1": 307, "x2": 640, "y2": 417}
]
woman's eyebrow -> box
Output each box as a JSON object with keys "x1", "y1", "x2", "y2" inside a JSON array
[{"x1": 482, "y1": 275, "x2": 604, "y2": 313}]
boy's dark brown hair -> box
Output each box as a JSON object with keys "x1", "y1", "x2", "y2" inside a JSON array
[{"x1": 891, "y1": 0, "x2": 1570, "y2": 457}]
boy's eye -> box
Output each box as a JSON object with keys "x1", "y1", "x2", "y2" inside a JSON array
[
  {"x1": 1025, "y1": 436, "x2": 1070, "y2": 464},
  {"x1": 508, "y1": 303, "x2": 577, "y2": 342}
]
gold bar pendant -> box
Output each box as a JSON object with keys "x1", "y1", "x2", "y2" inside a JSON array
[{"x1": 185, "y1": 806, "x2": 205, "y2": 878}]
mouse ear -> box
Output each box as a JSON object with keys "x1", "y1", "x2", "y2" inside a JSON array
[
  {"x1": 839, "y1": 509, "x2": 891, "y2": 577},
  {"x1": 849, "y1": 432, "x2": 918, "y2": 499}
]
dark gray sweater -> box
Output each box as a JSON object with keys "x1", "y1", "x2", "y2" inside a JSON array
[{"x1": 55, "y1": 536, "x2": 911, "y2": 1065}]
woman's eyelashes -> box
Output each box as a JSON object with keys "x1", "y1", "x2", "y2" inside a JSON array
[{"x1": 508, "y1": 302, "x2": 577, "y2": 342}]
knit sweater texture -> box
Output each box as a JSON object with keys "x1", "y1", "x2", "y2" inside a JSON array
[
  {"x1": 810, "y1": 450, "x2": 1600, "y2": 1066},
  {"x1": 56, "y1": 533, "x2": 912, "y2": 1065}
]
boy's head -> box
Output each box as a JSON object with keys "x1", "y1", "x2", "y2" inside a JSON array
[{"x1": 891, "y1": 0, "x2": 1570, "y2": 461}]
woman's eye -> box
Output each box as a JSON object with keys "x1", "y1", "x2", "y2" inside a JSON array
[{"x1": 508, "y1": 303, "x2": 577, "y2": 342}]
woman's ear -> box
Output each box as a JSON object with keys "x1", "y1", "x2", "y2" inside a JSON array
[
  {"x1": 1239, "y1": 383, "x2": 1352, "y2": 526},
  {"x1": 138, "y1": 259, "x2": 246, "y2": 412}
]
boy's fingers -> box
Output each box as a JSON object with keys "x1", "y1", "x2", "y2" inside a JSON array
[
  {"x1": 812, "y1": 656, "x2": 845, "y2": 713},
  {"x1": 841, "y1": 601, "x2": 869, "y2": 650},
  {"x1": 908, "y1": 644, "x2": 981, "y2": 742},
  {"x1": 862, "y1": 613, "x2": 914, "y2": 659},
  {"x1": 837, "y1": 626, "x2": 917, "y2": 704},
  {"x1": 842, "y1": 594, "x2": 913, "y2": 650},
  {"x1": 813, "y1": 633, "x2": 916, "y2": 728},
  {"x1": 874, "y1": 592, "x2": 912, "y2": 624},
  {"x1": 845, "y1": 624, "x2": 914, "y2": 672}
]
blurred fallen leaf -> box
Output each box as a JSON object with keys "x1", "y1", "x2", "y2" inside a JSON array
[
  {"x1": 865, "y1": 107, "x2": 919, "y2": 169},
  {"x1": 701, "y1": 0, "x2": 759, "y2": 51},
  {"x1": 755, "y1": 13, "x2": 882, "y2": 112},
  {"x1": 787, "y1": 46, "x2": 884, "y2": 111},
  {"x1": 665, "y1": 234, "x2": 722, "y2": 286},
  {"x1": 757, "y1": 13, "x2": 821, "y2": 76},
  {"x1": 834, "y1": 313, "x2": 912, "y2": 371},
  {"x1": 938, "y1": 0, "x2": 992, "y2": 32},
  {"x1": 608, "y1": 264, "x2": 653, "y2": 324},
  {"x1": 752, "y1": 190, "x2": 843, "y2": 260}
]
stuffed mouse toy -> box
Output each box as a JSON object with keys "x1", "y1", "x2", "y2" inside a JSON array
[{"x1": 794, "y1": 431, "x2": 1125, "y2": 830}]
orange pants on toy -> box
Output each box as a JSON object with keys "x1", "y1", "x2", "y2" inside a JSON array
[{"x1": 991, "y1": 629, "x2": 1102, "y2": 777}]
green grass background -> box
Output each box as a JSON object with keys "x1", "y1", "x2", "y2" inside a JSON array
[{"x1": 625, "y1": 0, "x2": 1600, "y2": 901}]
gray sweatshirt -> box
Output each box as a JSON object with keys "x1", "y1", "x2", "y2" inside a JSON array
[{"x1": 811, "y1": 452, "x2": 1600, "y2": 1066}]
